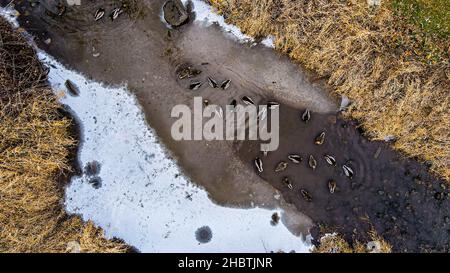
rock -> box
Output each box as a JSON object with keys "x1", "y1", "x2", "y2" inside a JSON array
[
  {"x1": 367, "y1": 241, "x2": 382, "y2": 253},
  {"x1": 367, "y1": 0, "x2": 382, "y2": 7},
  {"x1": 163, "y1": 0, "x2": 189, "y2": 27},
  {"x1": 339, "y1": 95, "x2": 351, "y2": 111},
  {"x1": 66, "y1": 241, "x2": 81, "y2": 253}
]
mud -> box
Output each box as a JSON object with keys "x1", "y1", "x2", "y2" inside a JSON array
[{"x1": 4, "y1": 0, "x2": 449, "y2": 252}]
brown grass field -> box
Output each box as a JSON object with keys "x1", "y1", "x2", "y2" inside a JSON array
[
  {"x1": 209, "y1": 0, "x2": 449, "y2": 181},
  {"x1": 0, "y1": 18, "x2": 129, "y2": 253}
]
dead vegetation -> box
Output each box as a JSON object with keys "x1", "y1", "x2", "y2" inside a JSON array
[
  {"x1": 0, "y1": 17, "x2": 130, "y2": 253},
  {"x1": 208, "y1": 0, "x2": 449, "y2": 181},
  {"x1": 313, "y1": 231, "x2": 392, "y2": 253}
]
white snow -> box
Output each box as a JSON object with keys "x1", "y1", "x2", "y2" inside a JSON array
[
  {"x1": 1, "y1": 6, "x2": 312, "y2": 253},
  {"x1": 180, "y1": 0, "x2": 254, "y2": 43}
]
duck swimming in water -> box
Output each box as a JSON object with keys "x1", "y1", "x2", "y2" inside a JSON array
[
  {"x1": 220, "y1": 79, "x2": 231, "y2": 90},
  {"x1": 282, "y1": 177, "x2": 293, "y2": 190},
  {"x1": 254, "y1": 158, "x2": 263, "y2": 173},
  {"x1": 308, "y1": 155, "x2": 317, "y2": 170},
  {"x1": 300, "y1": 189, "x2": 312, "y2": 202},
  {"x1": 242, "y1": 96, "x2": 255, "y2": 105},
  {"x1": 189, "y1": 81, "x2": 202, "y2": 90},
  {"x1": 328, "y1": 180, "x2": 337, "y2": 194},
  {"x1": 343, "y1": 165, "x2": 354, "y2": 179},
  {"x1": 315, "y1": 132, "x2": 326, "y2": 145},
  {"x1": 301, "y1": 109, "x2": 311, "y2": 123},
  {"x1": 288, "y1": 155, "x2": 303, "y2": 164},
  {"x1": 110, "y1": 7, "x2": 124, "y2": 21},
  {"x1": 94, "y1": 8, "x2": 105, "y2": 21},
  {"x1": 275, "y1": 161, "x2": 288, "y2": 172},
  {"x1": 324, "y1": 155, "x2": 336, "y2": 166},
  {"x1": 207, "y1": 76, "x2": 218, "y2": 88}
]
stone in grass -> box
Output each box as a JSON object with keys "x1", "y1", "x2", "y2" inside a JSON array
[
  {"x1": 163, "y1": 0, "x2": 189, "y2": 27},
  {"x1": 195, "y1": 226, "x2": 213, "y2": 244}
]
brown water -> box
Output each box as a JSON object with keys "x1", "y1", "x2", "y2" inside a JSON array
[{"x1": 5, "y1": 0, "x2": 449, "y2": 252}]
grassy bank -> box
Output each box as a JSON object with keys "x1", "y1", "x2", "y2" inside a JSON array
[
  {"x1": 0, "y1": 18, "x2": 129, "y2": 253},
  {"x1": 209, "y1": 0, "x2": 449, "y2": 181}
]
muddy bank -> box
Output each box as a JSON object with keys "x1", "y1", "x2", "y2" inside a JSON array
[{"x1": 4, "y1": 0, "x2": 449, "y2": 252}]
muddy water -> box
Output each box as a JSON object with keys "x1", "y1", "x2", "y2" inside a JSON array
[
  {"x1": 237, "y1": 105, "x2": 450, "y2": 251},
  {"x1": 5, "y1": 0, "x2": 449, "y2": 251}
]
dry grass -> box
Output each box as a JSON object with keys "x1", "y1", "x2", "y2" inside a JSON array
[
  {"x1": 313, "y1": 231, "x2": 392, "y2": 253},
  {"x1": 208, "y1": 0, "x2": 449, "y2": 181},
  {"x1": 0, "y1": 18, "x2": 130, "y2": 253}
]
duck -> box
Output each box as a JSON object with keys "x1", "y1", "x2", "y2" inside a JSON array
[
  {"x1": 315, "y1": 132, "x2": 326, "y2": 145},
  {"x1": 242, "y1": 96, "x2": 255, "y2": 105},
  {"x1": 287, "y1": 155, "x2": 303, "y2": 164},
  {"x1": 301, "y1": 109, "x2": 311, "y2": 123},
  {"x1": 275, "y1": 161, "x2": 288, "y2": 172},
  {"x1": 267, "y1": 101, "x2": 280, "y2": 110},
  {"x1": 189, "y1": 81, "x2": 202, "y2": 90},
  {"x1": 308, "y1": 155, "x2": 317, "y2": 170},
  {"x1": 220, "y1": 79, "x2": 231, "y2": 90},
  {"x1": 324, "y1": 155, "x2": 336, "y2": 166},
  {"x1": 300, "y1": 189, "x2": 312, "y2": 202},
  {"x1": 254, "y1": 158, "x2": 263, "y2": 173},
  {"x1": 110, "y1": 7, "x2": 124, "y2": 21},
  {"x1": 94, "y1": 8, "x2": 105, "y2": 21},
  {"x1": 207, "y1": 76, "x2": 218, "y2": 88},
  {"x1": 343, "y1": 165, "x2": 354, "y2": 179},
  {"x1": 328, "y1": 180, "x2": 337, "y2": 194},
  {"x1": 282, "y1": 177, "x2": 293, "y2": 190}
]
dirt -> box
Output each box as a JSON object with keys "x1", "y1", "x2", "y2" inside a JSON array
[{"x1": 4, "y1": 0, "x2": 449, "y2": 252}]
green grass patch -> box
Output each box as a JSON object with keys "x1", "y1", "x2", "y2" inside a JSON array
[{"x1": 391, "y1": 0, "x2": 449, "y2": 38}]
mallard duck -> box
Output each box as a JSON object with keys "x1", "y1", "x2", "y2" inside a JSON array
[
  {"x1": 110, "y1": 7, "x2": 124, "y2": 21},
  {"x1": 301, "y1": 109, "x2": 311, "y2": 122},
  {"x1": 242, "y1": 96, "x2": 255, "y2": 105},
  {"x1": 315, "y1": 132, "x2": 325, "y2": 145},
  {"x1": 282, "y1": 177, "x2": 293, "y2": 190},
  {"x1": 254, "y1": 158, "x2": 263, "y2": 173},
  {"x1": 220, "y1": 79, "x2": 231, "y2": 90},
  {"x1": 207, "y1": 76, "x2": 218, "y2": 88},
  {"x1": 324, "y1": 155, "x2": 336, "y2": 166},
  {"x1": 343, "y1": 165, "x2": 354, "y2": 179},
  {"x1": 275, "y1": 161, "x2": 288, "y2": 172},
  {"x1": 287, "y1": 155, "x2": 303, "y2": 164},
  {"x1": 328, "y1": 180, "x2": 337, "y2": 194},
  {"x1": 94, "y1": 8, "x2": 105, "y2": 21},
  {"x1": 308, "y1": 155, "x2": 317, "y2": 170},
  {"x1": 300, "y1": 189, "x2": 312, "y2": 202}
]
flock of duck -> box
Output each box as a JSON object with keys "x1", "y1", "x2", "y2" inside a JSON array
[
  {"x1": 176, "y1": 66, "x2": 356, "y2": 202},
  {"x1": 44, "y1": 2, "x2": 125, "y2": 21},
  {"x1": 177, "y1": 65, "x2": 275, "y2": 117},
  {"x1": 176, "y1": 65, "x2": 356, "y2": 200},
  {"x1": 254, "y1": 110, "x2": 355, "y2": 202}
]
